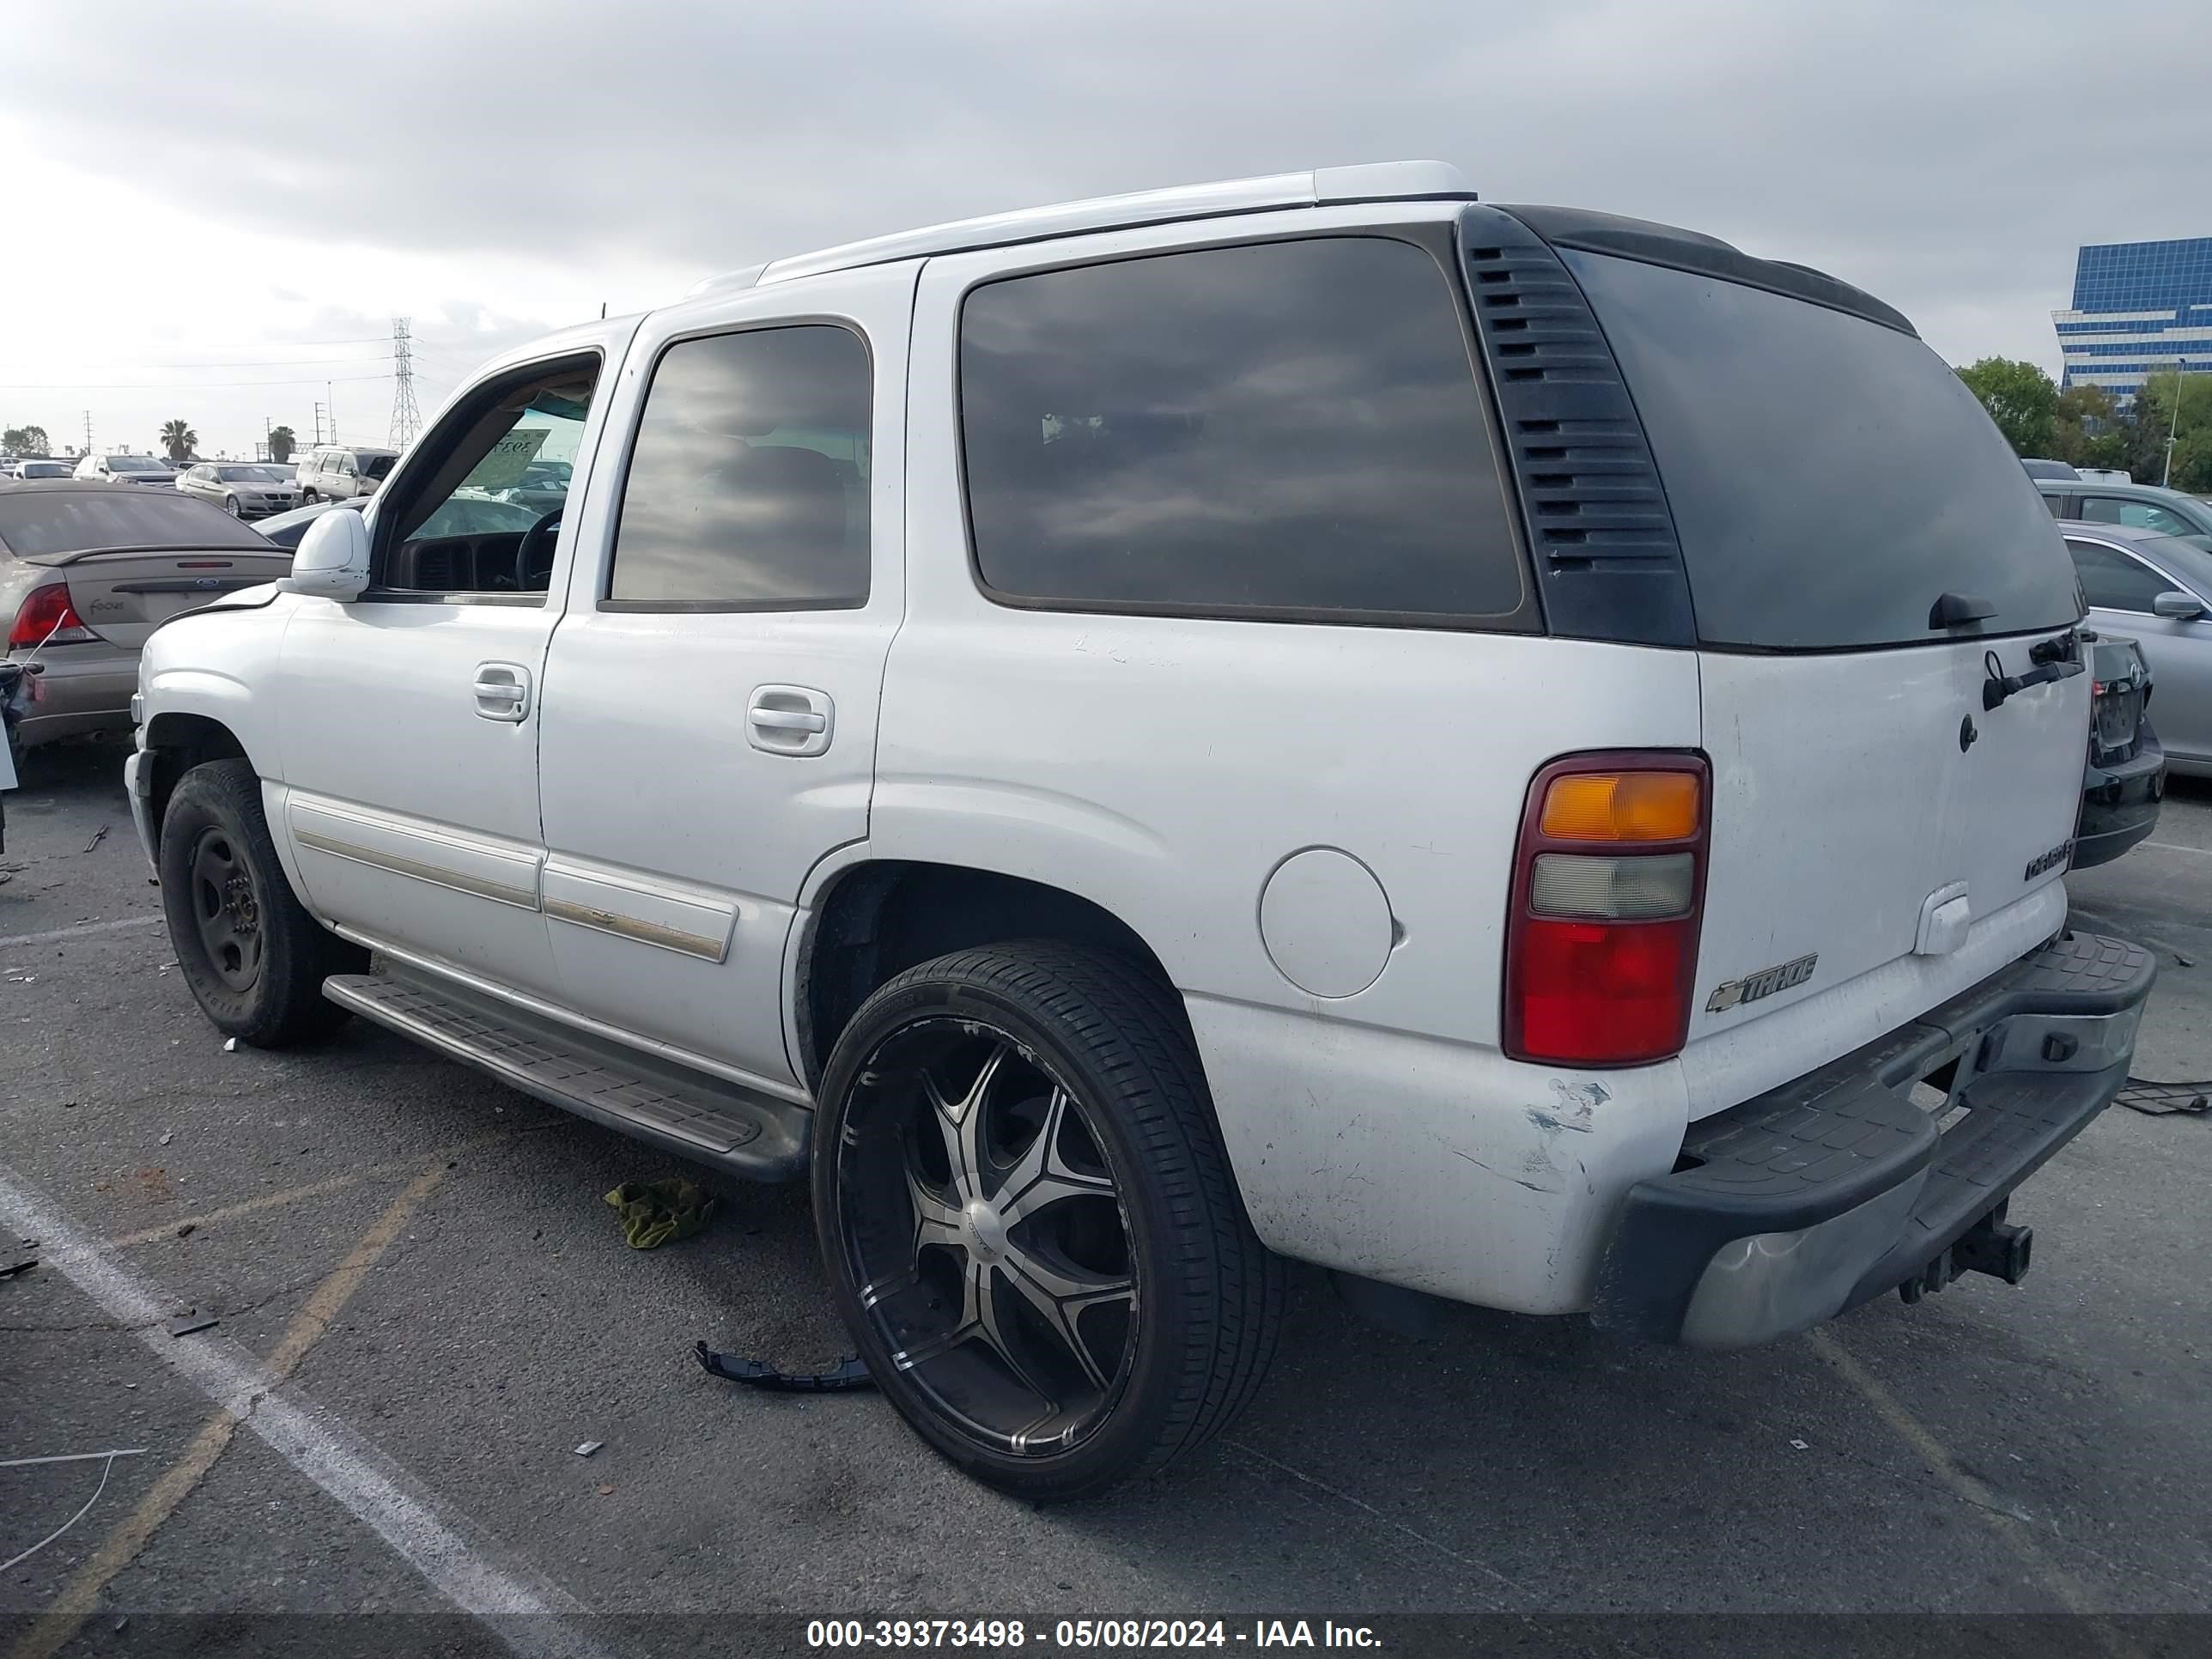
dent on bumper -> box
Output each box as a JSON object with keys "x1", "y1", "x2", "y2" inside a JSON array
[{"x1": 1594, "y1": 933, "x2": 2154, "y2": 1348}]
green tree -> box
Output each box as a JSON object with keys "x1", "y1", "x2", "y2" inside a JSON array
[
  {"x1": 2132, "y1": 370, "x2": 2212, "y2": 491},
  {"x1": 266, "y1": 425, "x2": 297, "y2": 464},
  {"x1": 1956, "y1": 357, "x2": 2058, "y2": 457},
  {"x1": 3, "y1": 423, "x2": 52, "y2": 457},
  {"x1": 2051, "y1": 385, "x2": 2134, "y2": 473},
  {"x1": 159, "y1": 419, "x2": 198, "y2": 466}
]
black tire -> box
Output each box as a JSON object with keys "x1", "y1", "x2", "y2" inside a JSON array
[
  {"x1": 159, "y1": 758, "x2": 365, "y2": 1047},
  {"x1": 811, "y1": 941, "x2": 1285, "y2": 1501}
]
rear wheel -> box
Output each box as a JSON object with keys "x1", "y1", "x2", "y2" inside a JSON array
[
  {"x1": 812, "y1": 942, "x2": 1285, "y2": 1501},
  {"x1": 159, "y1": 758, "x2": 364, "y2": 1047}
]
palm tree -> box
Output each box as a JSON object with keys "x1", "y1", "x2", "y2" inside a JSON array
[
  {"x1": 159, "y1": 420, "x2": 198, "y2": 466},
  {"x1": 267, "y1": 425, "x2": 297, "y2": 464}
]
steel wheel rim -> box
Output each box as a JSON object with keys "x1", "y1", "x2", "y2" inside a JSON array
[
  {"x1": 188, "y1": 828, "x2": 263, "y2": 993},
  {"x1": 835, "y1": 1017, "x2": 1139, "y2": 1457}
]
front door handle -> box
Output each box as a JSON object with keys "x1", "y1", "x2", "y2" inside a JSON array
[
  {"x1": 474, "y1": 661, "x2": 532, "y2": 723},
  {"x1": 748, "y1": 684, "x2": 833, "y2": 757}
]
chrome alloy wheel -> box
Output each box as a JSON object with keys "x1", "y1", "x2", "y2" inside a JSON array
[{"x1": 833, "y1": 1019, "x2": 1139, "y2": 1456}]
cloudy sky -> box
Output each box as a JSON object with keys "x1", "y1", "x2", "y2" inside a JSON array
[{"x1": 2, "y1": 0, "x2": 2204, "y2": 461}]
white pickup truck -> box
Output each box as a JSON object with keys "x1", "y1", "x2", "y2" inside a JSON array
[{"x1": 128, "y1": 161, "x2": 2153, "y2": 1500}]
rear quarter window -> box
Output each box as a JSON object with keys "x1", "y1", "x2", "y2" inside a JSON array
[
  {"x1": 958, "y1": 235, "x2": 1532, "y2": 626},
  {"x1": 1564, "y1": 251, "x2": 2081, "y2": 651}
]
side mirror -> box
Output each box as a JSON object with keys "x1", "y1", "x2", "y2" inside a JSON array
[
  {"x1": 2152, "y1": 590, "x2": 2206, "y2": 621},
  {"x1": 279, "y1": 507, "x2": 370, "y2": 600}
]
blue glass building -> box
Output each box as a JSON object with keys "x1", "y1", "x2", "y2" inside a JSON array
[{"x1": 2054, "y1": 237, "x2": 2212, "y2": 404}]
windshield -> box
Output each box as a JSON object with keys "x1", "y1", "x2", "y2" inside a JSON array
[
  {"x1": 1565, "y1": 250, "x2": 2082, "y2": 651},
  {"x1": 17, "y1": 461, "x2": 70, "y2": 478},
  {"x1": 106, "y1": 455, "x2": 167, "y2": 473},
  {"x1": 217, "y1": 465, "x2": 283, "y2": 483},
  {"x1": 0, "y1": 488, "x2": 274, "y2": 556}
]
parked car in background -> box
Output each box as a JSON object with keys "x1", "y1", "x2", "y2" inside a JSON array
[
  {"x1": 132, "y1": 162, "x2": 2151, "y2": 1500},
  {"x1": 2062, "y1": 520, "x2": 2212, "y2": 775},
  {"x1": 2077, "y1": 469, "x2": 2134, "y2": 483},
  {"x1": 2021, "y1": 458, "x2": 2081, "y2": 481},
  {"x1": 2074, "y1": 631, "x2": 2164, "y2": 868},
  {"x1": 251, "y1": 492, "x2": 537, "y2": 552},
  {"x1": 2040, "y1": 477, "x2": 2212, "y2": 539},
  {"x1": 249, "y1": 497, "x2": 358, "y2": 549},
  {"x1": 9, "y1": 459, "x2": 75, "y2": 481},
  {"x1": 0, "y1": 482, "x2": 290, "y2": 750},
  {"x1": 296, "y1": 444, "x2": 398, "y2": 503},
  {"x1": 175, "y1": 461, "x2": 301, "y2": 518},
  {"x1": 73, "y1": 453, "x2": 176, "y2": 487}
]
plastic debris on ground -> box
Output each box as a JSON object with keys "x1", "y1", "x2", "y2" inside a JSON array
[
  {"x1": 573, "y1": 1441, "x2": 603, "y2": 1457},
  {"x1": 2115, "y1": 1079, "x2": 2211, "y2": 1116},
  {"x1": 695, "y1": 1341, "x2": 875, "y2": 1393},
  {"x1": 603, "y1": 1177, "x2": 715, "y2": 1249}
]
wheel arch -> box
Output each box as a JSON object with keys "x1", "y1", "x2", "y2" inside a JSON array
[
  {"x1": 793, "y1": 858, "x2": 1182, "y2": 1091},
  {"x1": 143, "y1": 710, "x2": 251, "y2": 839}
]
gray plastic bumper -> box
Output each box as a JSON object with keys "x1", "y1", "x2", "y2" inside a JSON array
[{"x1": 1593, "y1": 932, "x2": 2154, "y2": 1348}]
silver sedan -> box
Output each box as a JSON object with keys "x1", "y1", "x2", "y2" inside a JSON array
[{"x1": 173, "y1": 462, "x2": 301, "y2": 519}]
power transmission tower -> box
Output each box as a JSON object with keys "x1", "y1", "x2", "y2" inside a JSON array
[
  {"x1": 388, "y1": 317, "x2": 421, "y2": 449},
  {"x1": 83, "y1": 410, "x2": 93, "y2": 455}
]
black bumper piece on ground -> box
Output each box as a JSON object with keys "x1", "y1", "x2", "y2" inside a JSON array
[
  {"x1": 2074, "y1": 726, "x2": 2166, "y2": 870},
  {"x1": 1593, "y1": 932, "x2": 2154, "y2": 1347}
]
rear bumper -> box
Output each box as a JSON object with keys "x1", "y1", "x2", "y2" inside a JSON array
[
  {"x1": 1593, "y1": 931, "x2": 2154, "y2": 1347},
  {"x1": 2074, "y1": 729, "x2": 2165, "y2": 870},
  {"x1": 7, "y1": 647, "x2": 136, "y2": 750}
]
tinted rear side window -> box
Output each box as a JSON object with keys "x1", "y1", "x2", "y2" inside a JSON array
[
  {"x1": 609, "y1": 325, "x2": 871, "y2": 608},
  {"x1": 959, "y1": 237, "x2": 1528, "y2": 623},
  {"x1": 1564, "y1": 251, "x2": 2081, "y2": 651}
]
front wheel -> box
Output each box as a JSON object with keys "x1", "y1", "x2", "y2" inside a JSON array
[
  {"x1": 159, "y1": 758, "x2": 365, "y2": 1046},
  {"x1": 812, "y1": 942, "x2": 1285, "y2": 1501},
  {"x1": 222, "y1": 495, "x2": 240, "y2": 516}
]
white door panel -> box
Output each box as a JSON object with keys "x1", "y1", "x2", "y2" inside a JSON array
[
  {"x1": 275, "y1": 320, "x2": 638, "y2": 999},
  {"x1": 278, "y1": 599, "x2": 562, "y2": 994},
  {"x1": 536, "y1": 262, "x2": 915, "y2": 1087}
]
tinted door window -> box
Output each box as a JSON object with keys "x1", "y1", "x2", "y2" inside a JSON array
[
  {"x1": 958, "y1": 236, "x2": 1528, "y2": 623},
  {"x1": 2068, "y1": 539, "x2": 2181, "y2": 613},
  {"x1": 1564, "y1": 250, "x2": 2081, "y2": 651},
  {"x1": 607, "y1": 325, "x2": 871, "y2": 609},
  {"x1": 2080, "y1": 496, "x2": 2195, "y2": 536}
]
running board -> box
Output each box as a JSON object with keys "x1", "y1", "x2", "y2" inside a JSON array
[{"x1": 322, "y1": 972, "x2": 810, "y2": 1181}]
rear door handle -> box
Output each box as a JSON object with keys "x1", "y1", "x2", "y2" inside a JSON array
[
  {"x1": 748, "y1": 684, "x2": 833, "y2": 757},
  {"x1": 474, "y1": 661, "x2": 532, "y2": 723}
]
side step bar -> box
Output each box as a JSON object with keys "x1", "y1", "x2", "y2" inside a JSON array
[{"x1": 323, "y1": 972, "x2": 810, "y2": 1181}]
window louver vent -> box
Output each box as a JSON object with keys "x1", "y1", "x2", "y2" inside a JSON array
[{"x1": 1458, "y1": 205, "x2": 1697, "y2": 649}]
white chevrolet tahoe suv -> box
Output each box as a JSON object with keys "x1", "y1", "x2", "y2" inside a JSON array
[{"x1": 128, "y1": 162, "x2": 2153, "y2": 1499}]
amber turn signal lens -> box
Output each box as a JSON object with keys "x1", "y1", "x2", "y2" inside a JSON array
[{"x1": 1539, "y1": 771, "x2": 1700, "y2": 842}]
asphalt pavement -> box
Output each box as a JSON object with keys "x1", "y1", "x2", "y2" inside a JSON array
[{"x1": 3, "y1": 740, "x2": 2209, "y2": 1656}]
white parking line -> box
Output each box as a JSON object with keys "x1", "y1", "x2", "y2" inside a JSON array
[
  {"x1": 0, "y1": 915, "x2": 162, "y2": 948},
  {"x1": 2142, "y1": 840, "x2": 2212, "y2": 859},
  {"x1": 0, "y1": 1164, "x2": 607, "y2": 1659}
]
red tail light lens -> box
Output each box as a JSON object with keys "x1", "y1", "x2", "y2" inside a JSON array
[
  {"x1": 1504, "y1": 752, "x2": 1709, "y2": 1067},
  {"x1": 9, "y1": 582, "x2": 94, "y2": 649}
]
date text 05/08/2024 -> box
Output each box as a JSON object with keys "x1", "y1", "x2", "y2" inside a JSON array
[{"x1": 805, "y1": 1620, "x2": 1382, "y2": 1650}]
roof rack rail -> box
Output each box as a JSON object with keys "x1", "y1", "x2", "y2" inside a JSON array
[{"x1": 687, "y1": 161, "x2": 1474, "y2": 298}]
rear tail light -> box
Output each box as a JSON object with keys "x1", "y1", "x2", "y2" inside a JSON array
[
  {"x1": 9, "y1": 582, "x2": 95, "y2": 649},
  {"x1": 1504, "y1": 753, "x2": 1709, "y2": 1067}
]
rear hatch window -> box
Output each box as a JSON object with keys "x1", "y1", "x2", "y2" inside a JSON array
[{"x1": 1561, "y1": 251, "x2": 2081, "y2": 651}]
